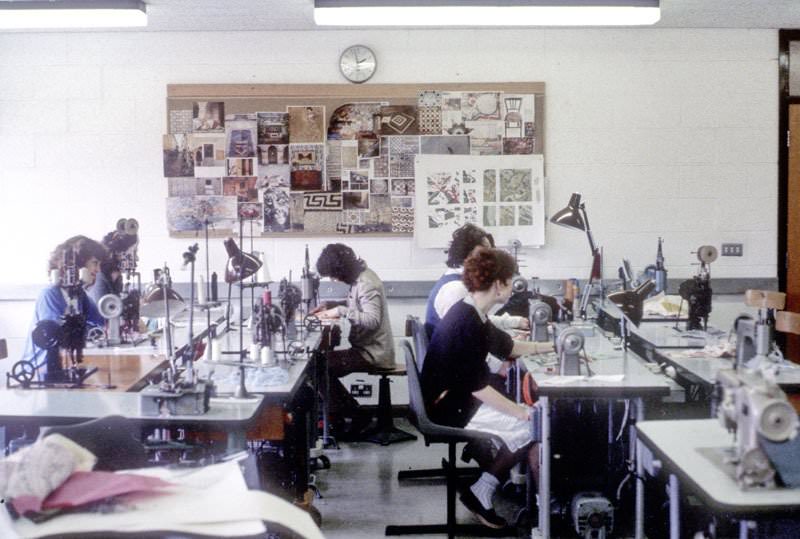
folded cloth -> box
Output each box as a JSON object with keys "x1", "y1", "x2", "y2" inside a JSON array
[
  {"x1": 644, "y1": 293, "x2": 687, "y2": 318},
  {"x1": 1, "y1": 435, "x2": 97, "y2": 514}
]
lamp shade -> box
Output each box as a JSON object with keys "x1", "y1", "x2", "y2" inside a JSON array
[
  {"x1": 550, "y1": 192, "x2": 585, "y2": 231},
  {"x1": 224, "y1": 238, "x2": 262, "y2": 283},
  {"x1": 140, "y1": 285, "x2": 185, "y2": 318}
]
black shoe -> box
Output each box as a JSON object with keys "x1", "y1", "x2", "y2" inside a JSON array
[{"x1": 458, "y1": 485, "x2": 507, "y2": 529}]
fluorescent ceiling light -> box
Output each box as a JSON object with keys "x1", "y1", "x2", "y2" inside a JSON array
[
  {"x1": 314, "y1": 0, "x2": 660, "y2": 26},
  {"x1": 0, "y1": 0, "x2": 147, "y2": 29}
]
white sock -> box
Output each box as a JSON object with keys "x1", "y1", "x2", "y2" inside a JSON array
[{"x1": 470, "y1": 472, "x2": 500, "y2": 510}]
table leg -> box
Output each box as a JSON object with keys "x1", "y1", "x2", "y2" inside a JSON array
[
  {"x1": 635, "y1": 398, "x2": 645, "y2": 539},
  {"x1": 669, "y1": 473, "x2": 680, "y2": 539},
  {"x1": 537, "y1": 396, "x2": 550, "y2": 538}
]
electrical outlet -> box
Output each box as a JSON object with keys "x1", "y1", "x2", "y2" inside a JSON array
[
  {"x1": 721, "y1": 243, "x2": 743, "y2": 257},
  {"x1": 350, "y1": 383, "x2": 373, "y2": 398}
]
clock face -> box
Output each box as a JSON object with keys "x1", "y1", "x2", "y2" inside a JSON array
[{"x1": 340, "y1": 45, "x2": 376, "y2": 84}]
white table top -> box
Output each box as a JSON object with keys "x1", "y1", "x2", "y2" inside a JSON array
[{"x1": 637, "y1": 419, "x2": 800, "y2": 515}]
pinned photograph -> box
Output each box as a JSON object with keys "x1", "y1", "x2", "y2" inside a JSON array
[
  {"x1": 223, "y1": 177, "x2": 258, "y2": 203},
  {"x1": 349, "y1": 170, "x2": 370, "y2": 191},
  {"x1": 378, "y1": 105, "x2": 419, "y2": 136},
  {"x1": 290, "y1": 143, "x2": 324, "y2": 191},
  {"x1": 500, "y1": 206, "x2": 515, "y2": 226},
  {"x1": 470, "y1": 137, "x2": 503, "y2": 156},
  {"x1": 483, "y1": 170, "x2": 497, "y2": 202},
  {"x1": 462, "y1": 92, "x2": 501, "y2": 122},
  {"x1": 193, "y1": 101, "x2": 225, "y2": 132},
  {"x1": 257, "y1": 112, "x2": 289, "y2": 144},
  {"x1": 427, "y1": 172, "x2": 460, "y2": 206},
  {"x1": 326, "y1": 140, "x2": 342, "y2": 180},
  {"x1": 429, "y1": 207, "x2": 460, "y2": 229},
  {"x1": 304, "y1": 192, "x2": 343, "y2": 211},
  {"x1": 391, "y1": 178, "x2": 415, "y2": 197},
  {"x1": 196, "y1": 195, "x2": 237, "y2": 228},
  {"x1": 168, "y1": 178, "x2": 221, "y2": 197},
  {"x1": 225, "y1": 114, "x2": 257, "y2": 158},
  {"x1": 163, "y1": 134, "x2": 194, "y2": 177},
  {"x1": 263, "y1": 187, "x2": 291, "y2": 232},
  {"x1": 391, "y1": 196, "x2": 414, "y2": 208},
  {"x1": 420, "y1": 135, "x2": 470, "y2": 155},
  {"x1": 288, "y1": 105, "x2": 325, "y2": 143},
  {"x1": 343, "y1": 191, "x2": 370, "y2": 211},
  {"x1": 291, "y1": 170, "x2": 323, "y2": 192},
  {"x1": 190, "y1": 133, "x2": 226, "y2": 177},
  {"x1": 357, "y1": 194, "x2": 391, "y2": 233},
  {"x1": 343, "y1": 210, "x2": 366, "y2": 226},
  {"x1": 239, "y1": 202, "x2": 263, "y2": 221},
  {"x1": 503, "y1": 137, "x2": 535, "y2": 155},
  {"x1": 370, "y1": 178, "x2": 389, "y2": 195},
  {"x1": 499, "y1": 169, "x2": 532, "y2": 202},
  {"x1": 227, "y1": 157, "x2": 255, "y2": 177},
  {"x1": 358, "y1": 132, "x2": 380, "y2": 158},
  {"x1": 341, "y1": 140, "x2": 359, "y2": 169},
  {"x1": 169, "y1": 109, "x2": 192, "y2": 135},
  {"x1": 328, "y1": 102, "x2": 383, "y2": 140},
  {"x1": 463, "y1": 189, "x2": 477, "y2": 204},
  {"x1": 464, "y1": 206, "x2": 478, "y2": 223},
  {"x1": 167, "y1": 196, "x2": 235, "y2": 233},
  {"x1": 258, "y1": 144, "x2": 289, "y2": 165},
  {"x1": 257, "y1": 164, "x2": 290, "y2": 189},
  {"x1": 290, "y1": 194, "x2": 305, "y2": 231},
  {"x1": 372, "y1": 137, "x2": 390, "y2": 177},
  {"x1": 518, "y1": 205, "x2": 533, "y2": 226},
  {"x1": 459, "y1": 169, "x2": 478, "y2": 184},
  {"x1": 388, "y1": 136, "x2": 419, "y2": 178},
  {"x1": 501, "y1": 94, "x2": 535, "y2": 138},
  {"x1": 483, "y1": 205, "x2": 496, "y2": 227},
  {"x1": 391, "y1": 207, "x2": 414, "y2": 233}
]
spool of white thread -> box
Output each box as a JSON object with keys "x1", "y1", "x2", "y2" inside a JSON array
[
  {"x1": 260, "y1": 346, "x2": 274, "y2": 366},
  {"x1": 197, "y1": 275, "x2": 206, "y2": 304},
  {"x1": 211, "y1": 340, "x2": 221, "y2": 362},
  {"x1": 249, "y1": 343, "x2": 261, "y2": 363}
]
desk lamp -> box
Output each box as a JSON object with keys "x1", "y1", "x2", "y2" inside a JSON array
[
  {"x1": 140, "y1": 268, "x2": 185, "y2": 361},
  {"x1": 224, "y1": 234, "x2": 262, "y2": 399},
  {"x1": 550, "y1": 192, "x2": 602, "y2": 319}
]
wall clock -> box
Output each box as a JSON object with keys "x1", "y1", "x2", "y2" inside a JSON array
[{"x1": 339, "y1": 45, "x2": 377, "y2": 84}]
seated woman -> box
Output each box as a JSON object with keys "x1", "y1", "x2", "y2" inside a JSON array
[
  {"x1": 312, "y1": 243, "x2": 394, "y2": 438},
  {"x1": 21, "y1": 236, "x2": 108, "y2": 377},
  {"x1": 421, "y1": 246, "x2": 553, "y2": 528}
]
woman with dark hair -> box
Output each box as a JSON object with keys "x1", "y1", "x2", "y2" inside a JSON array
[
  {"x1": 21, "y1": 236, "x2": 108, "y2": 375},
  {"x1": 421, "y1": 247, "x2": 553, "y2": 529},
  {"x1": 312, "y1": 243, "x2": 394, "y2": 437},
  {"x1": 424, "y1": 223, "x2": 528, "y2": 376}
]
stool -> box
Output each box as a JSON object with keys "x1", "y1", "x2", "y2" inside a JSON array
[{"x1": 360, "y1": 366, "x2": 418, "y2": 446}]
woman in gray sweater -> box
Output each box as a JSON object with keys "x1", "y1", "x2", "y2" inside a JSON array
[{"x1": 313, "y1": 243, "x2": 394, "y2": 438}]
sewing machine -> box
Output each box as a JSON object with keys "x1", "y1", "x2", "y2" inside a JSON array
[
  {"x1": 736, "y1": 290, "x2": 787, "y2": 370},
  {"x1": 679, "y1": 245, "x2": 717, "y2": 331},
  {"x1": 555, "y1": 326, "x2": 588, "y2": 376},
  {"x1": 529, "y1": 300, "x2": 552, "y2": 342},
  {"x1": 716, "y1": 367, "x2": 800, "y2": 489}
]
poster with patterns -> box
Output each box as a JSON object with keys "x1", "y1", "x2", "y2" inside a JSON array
[{"x1": 414, "y1": 154, "x2": 544, "y2": 248}]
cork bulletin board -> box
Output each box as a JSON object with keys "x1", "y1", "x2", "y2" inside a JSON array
[{"x1": 163, "y1": 83, "x2": 545, "y2": 239}]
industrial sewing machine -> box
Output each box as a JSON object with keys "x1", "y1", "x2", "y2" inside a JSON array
[
  {"x1": 529, "y1": 300, "x2": 552, "y2": 342},
  {"x1": 716, "y1": 367, "x2": 800, "y2": 489},
  {"x1": 735, "y1": 290, "x2": 788, "y2": 370},
  {"x1": 8, "y1": 247, "x2": 98, "y2": 388},
  {"x1": 679, "y1": 245, "x2": 717, "y2": 331},
  {"x1": 555, "y1": 326, "x2": 590, "y2": 376}
]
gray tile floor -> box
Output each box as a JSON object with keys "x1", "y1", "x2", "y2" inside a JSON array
[{"x1": 314, "y1": 418, "x2": 531, "y2": 539}]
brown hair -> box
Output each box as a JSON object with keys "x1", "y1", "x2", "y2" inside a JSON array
[
  {"x1": 462, "y1": 247, "x2": 517, "y2": 292},
  {"x1": 446, "y1": 223, "x2": 495, "y2": 269},
  {"x1": 48, "y1": 236, "x2": 107, "y2": 273}
]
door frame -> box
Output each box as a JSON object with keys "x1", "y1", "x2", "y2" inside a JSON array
[{"x1": 779, "y1": 30, "x2": 800, "y2": 291}]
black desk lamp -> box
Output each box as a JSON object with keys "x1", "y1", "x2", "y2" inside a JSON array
[{"x1": 550, "y1": 192, "x2": 602, "y2": 319}]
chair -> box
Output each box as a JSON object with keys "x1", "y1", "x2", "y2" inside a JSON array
[
  {"x1": 38, "y1": 415, "x2": 148, "y2": 471},
  {"x1": 385, "y1": 338, "x2": 513, "y2": 538},
  {"x1": 360, "y1": 363, "x2": 418, "y2": 446},
  {"x1": 396, "y1": 316, "x2": 480, "y2": 481}
]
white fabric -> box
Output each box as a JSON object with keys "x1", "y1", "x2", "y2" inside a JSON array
[{"x1": 464, "y1": 403, "x2": 533, "y2": 453}]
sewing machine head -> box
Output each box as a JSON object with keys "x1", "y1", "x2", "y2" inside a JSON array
[
  {"x1": 735, "y1": 290, "x2": 786, "y2": 370},
  {"x1": 555, "y1": 326, "x2": 586, "y2": 376},
  {"x1": 716, "y1": 368, "x2": 799, "y2": 489},
  {"x1": 529, "y1": 300, "x2": 552, "y2": 342}
]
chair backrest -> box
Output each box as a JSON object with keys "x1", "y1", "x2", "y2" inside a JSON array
[
  {"x1": 38, "y1": 415, "x2": 148, "y2": 471},
  {"x1": 401, "y1": 339, "x2": 436, "y2": 435},
  {"x1": 407, "y1": 315, "x2": 430, "y2": 371}
]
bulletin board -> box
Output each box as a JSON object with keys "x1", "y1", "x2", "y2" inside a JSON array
[{"x1": 163, "y1": 83, "x2": 545, "y2": 239}]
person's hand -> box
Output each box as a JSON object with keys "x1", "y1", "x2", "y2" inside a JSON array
[
  {"x1": 517, "y1": 317, "x2": 530, "y2": 330},
  {"x1": 497, "y1": 360, "x2": 513, "y2": 378},
  {"x1": 512, "y1": 330, "x2": 530, "y2": 341},
  {"x1": 316, "y1": 307, "x2": 341, "y2": 320}
]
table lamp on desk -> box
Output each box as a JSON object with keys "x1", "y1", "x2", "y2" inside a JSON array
[{"x1": 550, "y1": 192, "x2": 603, "y2": 320}]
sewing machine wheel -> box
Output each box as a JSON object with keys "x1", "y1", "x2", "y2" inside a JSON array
[
  {"x1": 558, "y1": 327, "x2": 584, "y2": 355},
  {"x1": 87, "y1": 327, "x2": 106, "y2": 345},
  {"x1": 11, "y1": 360, "x2": 36, "y2": 384},
  {"x1": 31, "y1": 319, "x2": 62, "y2": 350},
  {"x1": 696, "y1": 245, "x2": 718, "y2": 264},
  {"x1": 304, "y1": 315, "x2": 322, "y2": 332},
  {"x1": 758, "y1": 400, "x2": 798, "y2": 442},
  {"x1": 737, "y1": 448, "x2": 775, "y2": 488}
]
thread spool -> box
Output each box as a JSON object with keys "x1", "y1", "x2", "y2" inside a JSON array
[
  {"x1": 263, "y1": 290, "x2": 272, "y2": 306},
  {"x1": 258, "y1": 253, "x2": 271, "y2": 283},
  {"x1": 197, "y1": 275, "x2": 206, "y2": 304},
  {"x1": 210, "y1": 340, "x2": 221, "y2": 362},
  {"x1": 260, "y1": 346, "x2": 274, "y2": 366},
  {"x1": 249, "y1": 343, "x2": 261, "y2": 363}
]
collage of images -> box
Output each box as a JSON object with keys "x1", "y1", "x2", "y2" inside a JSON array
[{"x1": 162, "y1": 90, "x2": 539, "y2": 236}]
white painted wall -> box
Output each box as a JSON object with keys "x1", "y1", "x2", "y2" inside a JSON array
[{"x1": 0, "y1": 27, "x2": 779, "y2": 363}]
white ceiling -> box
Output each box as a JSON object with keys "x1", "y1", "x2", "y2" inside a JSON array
[{"x1": 3, "y1": 0, "x2": 800, "y2": 31}]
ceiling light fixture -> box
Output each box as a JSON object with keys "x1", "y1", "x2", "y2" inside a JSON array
[
  {"x1": 0, "y1": 0, "x2": 147, "y2": 30},
  {"x1": 314, "y1": 0, "x2": 660, "y2": 27}
]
